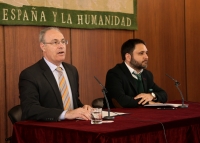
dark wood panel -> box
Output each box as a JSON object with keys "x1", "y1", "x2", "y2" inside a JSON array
[
  {"x1": 4, "y1": 26, "x2": 43, "y2": 138},
  {"x1": 71, "y1": 29, "x2": 134, "y2": 105},
  {"x1": 4, "y1": 26, "x2": 71, "y2": 138},
  {"x1": 185, "y1": 0, "x2": 200, "y2": 102},
  {"x1": 0, "y1": 26, "x2": 6, "y2": 143},
  {"x1": 135, "y1": 0, "x2": 186, "y2": 102}
]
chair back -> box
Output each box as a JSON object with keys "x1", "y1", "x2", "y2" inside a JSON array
[
  {"x1": 92, "y1": 98, "x2": 104, "y2": 108},
  {"x1": 5, "y1": 105, "x2": 22, "y2": 142},
  {"x1": 8, "y1": 105, "x2": 22, "y2": 124}
]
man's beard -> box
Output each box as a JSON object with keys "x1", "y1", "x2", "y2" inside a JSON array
[{"x1": 130, "y1": 56, "x2": 148, "y2": 71}]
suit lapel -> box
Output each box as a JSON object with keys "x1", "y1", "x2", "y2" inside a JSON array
[
  {"x1": 119, "y1": 63, "x2": 149, "y2": 93},
  {"x1": 39, "y1": 59, "x2": 63, "y2": 108},
  {"x1": 119, "y1": 63, "x2": 138, "y2": 93}
]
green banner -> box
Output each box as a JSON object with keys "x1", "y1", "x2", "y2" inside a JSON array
[{"x1": 0, "y1": 1, "x2": 137, "y2": 30}]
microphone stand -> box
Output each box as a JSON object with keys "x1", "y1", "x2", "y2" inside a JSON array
[
  {"x1": 94, "y1": 76, "x2": 114, "y2": 120},
  {"x1": 165, "y1": 74, "x2": 188, "y2": 108}
]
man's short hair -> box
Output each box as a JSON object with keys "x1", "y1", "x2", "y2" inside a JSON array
[
  {"x1": 39, "y1": 27, "x2": 60, "y2": 43},
  {"x1": 121, "y1": 39, "x2": 146, "y2": 60}
]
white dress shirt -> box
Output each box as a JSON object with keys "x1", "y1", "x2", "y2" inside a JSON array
[{"x1": 124, "y1": 62, "x2": 143, "y2": 80}]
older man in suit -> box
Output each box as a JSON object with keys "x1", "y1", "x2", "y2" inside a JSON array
[
  {"x1": 19, "y1": 27, "x2": 91, "y2": 121},
  {"x1": 104, "y1": 39, "x2": 167, "y2": 108}
]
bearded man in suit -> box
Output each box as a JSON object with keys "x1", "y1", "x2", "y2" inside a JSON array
[{"x1": 104, "y1": 39, "x2": 167, "y2": 108}]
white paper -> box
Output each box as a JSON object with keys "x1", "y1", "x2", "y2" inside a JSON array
[
  {"x1": 144, "y1": 103, "x2": 189, "y2": 108},
  {"x1": 102, "y1": 111, "x2": 129, "y2": 118},
  {"x1": 75, "y1": 111, "x2": 128, "y2": 120},
  {"x1": 102, "y1": 120, "x2": 114, "y2": 123}
]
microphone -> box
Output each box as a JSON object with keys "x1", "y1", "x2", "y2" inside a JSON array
[
  {"x1": 165, "y1": 73, "x2": 188, "y2": 108},
  {"x1": 94, "y1": 76, "x2": 114, "y2": 120}
]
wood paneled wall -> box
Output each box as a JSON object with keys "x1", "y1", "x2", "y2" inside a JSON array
[
  {"x1": 71, "y1": 29, "x2": 133, "y2": 104},
  {"x1": 0, "y1": 26, "x2": 6, "y2": 143},
  {"x1": 1, "y1": 0, "x2": 200, "y2": 142},
  {"x1": 185, "y1": 0, "x2": 200, "y2": 101},
  {"x1": 135, "y1": 0, "x2": 186, "y2": 101}
]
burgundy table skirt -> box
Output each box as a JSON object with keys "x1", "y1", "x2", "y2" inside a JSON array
[{"x1": 12, "y1": 101, "x2": 200, "y2": 143}]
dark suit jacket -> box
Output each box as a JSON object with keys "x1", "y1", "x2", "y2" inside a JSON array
[
  {"x1": 103, "y1": 62, "x2": 167, "y2": 108},
  {"x1": 19, "y1": 58, "x2": 83, "y2": 121}
]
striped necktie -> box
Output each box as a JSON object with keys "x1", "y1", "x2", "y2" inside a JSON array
[{"x1": 56, "y1": 67, "x2": 71, "y2": 110}]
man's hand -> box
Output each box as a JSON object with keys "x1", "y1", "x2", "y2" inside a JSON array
[
  {"x1": 64, "y1": 105, "x2": 91, "y2": 120},
  {"x1": 134, "y1": 93, "x2": 154, "y2": 105}
]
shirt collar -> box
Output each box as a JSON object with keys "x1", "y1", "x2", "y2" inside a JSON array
[{"x1": 43, "y1": 57, "x2": 64, "y2": 72}]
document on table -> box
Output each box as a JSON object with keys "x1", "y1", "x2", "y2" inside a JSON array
[
  {"x1": 102, "y1": 111, "x2": 129, "y2": 118},
  {"x1": 144, "y1": 103, "x2": 189, "y2": 108},
  {"x1": 76, "y1": 111, "x2": 129, "y2": 120}
]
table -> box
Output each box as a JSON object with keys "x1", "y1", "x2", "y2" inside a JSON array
[{"x1": 12, "y1": 101, "x2": 200, "y2": 143}]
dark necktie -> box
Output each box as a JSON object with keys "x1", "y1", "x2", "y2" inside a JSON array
[{"x1": 132, "y1": 72, "x2": 144, "y2": 93}]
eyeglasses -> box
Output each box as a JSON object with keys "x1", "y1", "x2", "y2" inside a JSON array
[{"x1": 43, "y1": 39, "x2": 68, "y2": 46}]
